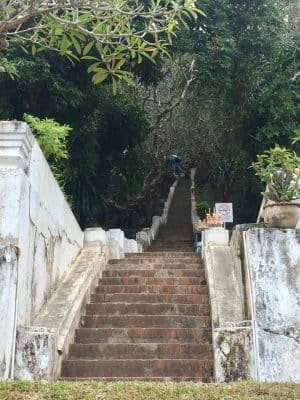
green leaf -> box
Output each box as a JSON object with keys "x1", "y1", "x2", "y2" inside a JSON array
[
  {"x1": 141, "y1": 52, "x2": 156, "y2": 63},
  {"x1": 82, "y1": 56, "x2": 100, "y2": 61},
  {"x1": 87, "y1": 62, "x2": 100, "y2": 73},
  {"x1": 83, "y1": 41, "x2": 94, "y2": 56},
  {"x1": 60, "y1": 35, "x2": 70, "y2": 54},
  {"x1": 144, "y1": 47, "x2": 157, "y2": 52},
  {"x1": 92, "y1": 71, "x2": 109, "y2": 84},
  {"x1": 112, "y1": 76, "x2": 117, "y2": 95},
  {"x1": 115, "y1": 58, "x2": 126, "y2": 70},
  {"x1": 71, "y1": 35, "x2": 81, "y2": 55}
]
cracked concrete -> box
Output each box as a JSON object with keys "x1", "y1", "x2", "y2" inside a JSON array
[
  {"x1": 244, "y1": 228, "x2": 300, "y2": 382},
  {"x1": 0, "y1": 245, "x2": 18, "y2": 379}
]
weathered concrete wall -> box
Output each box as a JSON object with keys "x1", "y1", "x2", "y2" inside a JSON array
[
  {"x1": 14, "y1": 244, "x2": 105, "y2": 381},
  {"x1": 214, "y1": 323, "x2": 254, "y2": 382},
  {"x1": 244, "y1": 228, "x2": 300, "y2": 382},
  {"x1": 0, "y1": 122, "x2": 84, "y2": 325},
  {"x1": 0, "y1": 122, "x2": 84, "y2": 379},
  {"x1": 0, "y1": 245, "x2": 18, "y2": 379},
  {"x1": 0, "y1": 122, "x2": 142, "y2": 381}
]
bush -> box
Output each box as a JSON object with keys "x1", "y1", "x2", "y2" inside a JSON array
[{"x1": 196, "y1": 201, "x2": 210, "y2": 219}]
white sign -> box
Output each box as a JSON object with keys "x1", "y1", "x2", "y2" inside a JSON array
[{"x1": 215, "y1": 203, "x2": 233, "y2": 223}]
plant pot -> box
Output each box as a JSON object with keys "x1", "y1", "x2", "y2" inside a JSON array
[{"x1": 263, "y1": 202, "x2": 300, "y2": 229}]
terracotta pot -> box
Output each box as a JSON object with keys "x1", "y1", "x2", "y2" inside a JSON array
[{"x1": 263, "y1": 202, "x2": 300, "y2": 229}]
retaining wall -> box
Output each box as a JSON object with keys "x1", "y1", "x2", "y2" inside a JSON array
[{"x1": 0, "y1": 122, "x2": 139, "y2": 380}]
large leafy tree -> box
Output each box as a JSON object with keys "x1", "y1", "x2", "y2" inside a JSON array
[
  {"x1": 0, "y1": 45, "x2": 152, "y2": 229},
  {"x1": 0, "y1": 0, "x2": 202, "y2": 84},
  {"x1": 192, "y1": 0, "x2": 299, "y2": 221},
  {"x1": 133, "y1": 0, "x2": 299, "y2": 222}
]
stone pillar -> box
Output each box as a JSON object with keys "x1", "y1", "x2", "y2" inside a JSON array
[
  {"x1": 14, "y1": 326, "x2": 58, "y2": 381},
  {"x1": 149, "y1": 216, "x2": 161, "y2": 240},
  {"x1": 136, "y1": 229, "x2": 151, "y2": 249},
  {"x1": 203, "y1": 227, "x2": 229, "y2": 247},
  {"x1": 124, "y1": 239, "x2": 138, "y2": 253},
  {"x1": 0, "y1": 245, "x2": 18, "y2": 379},
  {"x1": 107, "y1": 229, "x2": 125, "y2": 259},
  {"x1": 84, "y1": 228, "x2": 108, "y2": 256}
]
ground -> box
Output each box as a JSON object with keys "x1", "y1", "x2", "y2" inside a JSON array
[{"x1": 0, "y1": 381, "x2": 299, "y2": 400}]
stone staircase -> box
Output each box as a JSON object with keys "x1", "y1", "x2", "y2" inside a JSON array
[
  {"x1": 61, "y1": 178, "x2": 213, "y2": 381},
  {"x1": 148, "y1": 178, "x2": 194, "y2": 252}
]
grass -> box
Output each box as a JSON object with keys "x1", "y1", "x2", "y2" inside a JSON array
[{"x1": 0, "y1": 381, "x2": 299, "y2": 400}]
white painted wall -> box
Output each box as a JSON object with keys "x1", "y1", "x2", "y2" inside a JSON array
[
  {"x1": 0, "y1": 121, "x2": 84, "y2": 378},
  {"x1": 0, "y1": 122, "x2": 141, "y2": 381}
]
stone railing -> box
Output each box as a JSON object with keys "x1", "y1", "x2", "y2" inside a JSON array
[
  {"x1": 0, "y1": 122, "x2": 139, "y2": 380},
  {"x1": 136, "y1": 179, "x2": 178, "y2": 249},
  {"x1": 190, "y1": 168, "x2": 199, "y2": 234}
]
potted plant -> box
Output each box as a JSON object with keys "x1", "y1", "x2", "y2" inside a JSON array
[{"x1": 251, "y1": 145, "x2": 300, "y2": 228}]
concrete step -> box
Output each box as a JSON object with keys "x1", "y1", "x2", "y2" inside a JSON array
[
  {"x1": 91, "y1": 293, "x2": 209, "y2": 304},
  {"x1": 103, "y1": 269, "x2": 205, "y2": 278},
  {"x1": 147, "y1": 248, "x2": 194, "y2": 252},
  {"x1": 75, "y1": 328, "x2": 212, "y2": 344},
  {"x1": 68, "y1": 343, "x2": 213, "y2": 360},
  {"x1": 152, "y1": 241, "x2": 193, "y2": 245},
  {"x1": 149, "y1": 240, "x2": 193, "y2": 243},
  {"x1": 107, "y1": 262, "x2": 203, "y2": 270},
  {"x1": 95, "y1": 284, "x2": 208, "y2": 295},
  {"x1": 62, "y1": 359, "x2": 213, "y2": 378},
  {"x1": 99, "y1": 276, "x2": 206, "y2": 286},
  {"x1": 151, "y1": 239, "x2": 193, "y2": 242},
  {"x1": 122, "y1": 252, "x2": 201, "y2": 258},
  {"x1": 62, "y1": 376, "x2": 213, "y2": 382},
  {"x1": 86, "y1": 302, "x2": 210, "y2": 316},
  {"x1": 147, "y1": 244, "x2": 194, "y2": 248},
  {"x1": 147, "y1": 245, "x2": 194, "y2": 249},
  {"x1": 81, "y1": 315, "x2": 210, "y2": 328}
]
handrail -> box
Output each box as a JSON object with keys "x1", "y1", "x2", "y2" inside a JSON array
[
  {"x1": 190, "y1": 168, "x2": 200, "y2": 233},
  {"x1": 136, "y1": 178, "x2": 178, "y2": 250}
]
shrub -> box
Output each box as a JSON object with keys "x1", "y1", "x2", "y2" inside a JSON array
[{"x1": 196, "y1": 201, "x2": 210, "y2": 219}]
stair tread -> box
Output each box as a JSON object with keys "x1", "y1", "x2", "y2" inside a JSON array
[{"x1": 91, "y1": 293, "x2": 209, "y2": 303}]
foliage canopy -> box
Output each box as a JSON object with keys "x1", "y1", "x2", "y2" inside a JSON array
[{"x1": 0, "y1": 0, "x2": 203, "y2": 85}]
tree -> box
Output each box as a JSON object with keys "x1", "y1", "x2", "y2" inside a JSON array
[
  {"x1": 0, "y1": 0, "x2": 202, "y2": 84},
  {"x1": 0, "y1": 44, "x2": 152, "y2": 228},
  {"x1": 132, "y1": 0, "x2": 299, "y2": 222}
]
